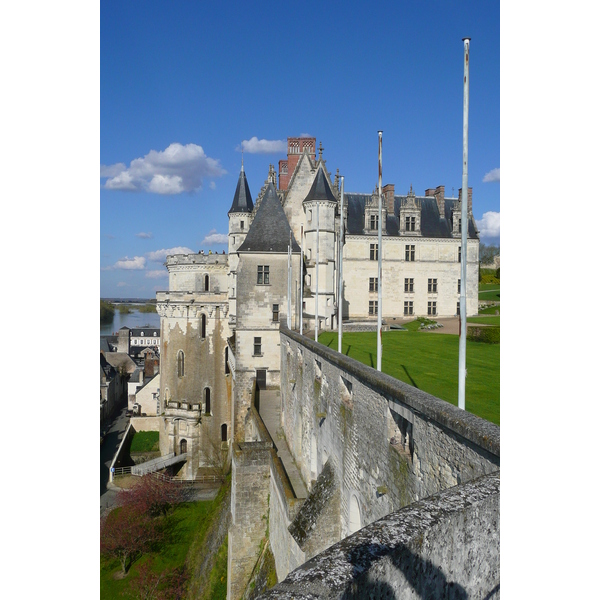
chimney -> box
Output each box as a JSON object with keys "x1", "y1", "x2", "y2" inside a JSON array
[
  {"x1": 425, "y1": 188, "x2": 436, "y2": 196},
  {"x1": 382, "y1": 183, "x2": 395, "y2": 215},
  {"x1": 458, "y1": 187, "x2": 473, "y2": 214},
  {"x1": 434, "y1": 185, "x2": 445, "y2": 219}
]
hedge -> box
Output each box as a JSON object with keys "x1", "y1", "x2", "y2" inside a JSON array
[{"x1": 467, "y1": 325, "x2": 500, "y2": 344}]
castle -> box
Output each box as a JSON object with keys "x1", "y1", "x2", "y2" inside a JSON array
[{"x1": 155, "y1": 138, "x2": 498, "y2": 598}]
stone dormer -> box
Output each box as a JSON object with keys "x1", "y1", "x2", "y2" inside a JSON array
[
  {"x1": 363, "y1": 189, "x2": 387, "y2": 235},
  {"x1": 399, "y1": 186, "x2": 421, "y2": 235}
]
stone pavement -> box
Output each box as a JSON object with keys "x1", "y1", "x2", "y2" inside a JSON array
[{"x1": 258, "y1": 390, "x2": 308, "y2": 499}]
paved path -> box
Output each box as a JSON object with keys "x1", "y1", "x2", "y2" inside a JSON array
[
  {"x1": 100, "y1": 405, "x2": 130, "y2": 515},
  {"x1": 259, "y1": 390, "x2": 308, "y2": 499}
]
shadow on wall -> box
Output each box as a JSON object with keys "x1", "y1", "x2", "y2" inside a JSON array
[{"x1": 344, "y1": 541, "x2": 473, "y2": 600}]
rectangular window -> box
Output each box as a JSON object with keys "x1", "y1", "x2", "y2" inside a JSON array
[
  {"x1": 369, "y1": 300, "x2": 378, "y2": 315},
  {"x1": 405, "y1": 244, "x2": 415, "y2": 261},
  {"x1": 241, "y1": 221, "x2": 245, "y2": 230},
  {"x1": 370, "y1": 214, "x2": 378, "y2": 230},
  {"x1": 404, "y1": 278, "x2": 414, "y2": 293},
  {"x1": 458, "y1": 247, "x2": 461, "y2": 263},
  {"x1": 428, "y1": 301, "x2": 437, "y2": 316},
  {"x1": 457, "y1": 301, "x2": 461, "y2": 316},
  {"x1": 272, "y1": 304, "x2": 279, "y2": 322},
  {"x1": 428, "y1": 278, "x2": 437, "y2": 293},
  {"x1": 257, "y1": 265, "x2": 270, "y2": 284},
  {"x1": 457, "y1": 279, "x2": 461, "y2": 294},
  {"x1": 369, "y1": 277, "x2": 378, "y2": 292},
  {"x1": 370, "y1": 243, "x2": 378, "y2": 260},
  {"x1": 404, "y1": 301, "x2": 413, "y2": 315},
  {"x1": 458, "y1": 218, "x2": 462, "y2": 234},
  {"x1": 405, "y1": 216, "x2": 416, "y2": 231},
  {"x1": 253, "y1": 337, "x2": 262, "y2": 356}
]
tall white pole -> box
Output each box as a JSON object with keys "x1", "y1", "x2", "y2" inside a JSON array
[
  {"x1": 377, "y1": 131, "x2": 383, "y2": 372},
  {"x1": 287, "y1": 231, "x2": 292, "y2": 329},
  {"x1": 458, "y1": 38, "x2": 470, "y2": 411},
  {"x1": 338, "y1": 176, "x2": 345, "y2": 354},
  {"x1": 300, "y1": 225, "x2": 304, "y2": 336},
  {"x1": 315, "y1": 203, "x2": 320, "y2": 341}
]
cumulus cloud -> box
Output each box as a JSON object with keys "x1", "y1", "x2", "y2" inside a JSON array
[
  {"x1": 476, "y1": 211, "x2": 500, "y2": 240},
  {"x1": 113, "y1": 256, "x2": 146, "y2": 270},
  {"x1": 237, "y1": 137, "x2": 287, "y2": 154},
  {"x1": 101, "y1": 143, "x2": 226, "y2": 194},
  {"x1": 146, "y1": 247, "x2": 195, "y2": 262},
  {"x1": 483, "y1": 168, "x2": 500, "y2": 183},
  {"x1": 201, "y1": 229, "x2": 228, "y2": 245},
  {"x1": 136, "y1": 232, "x2": 153, "y2": 239},
  {"x1": 145, "y1": 270, "x2": 168, "y2": 279}
]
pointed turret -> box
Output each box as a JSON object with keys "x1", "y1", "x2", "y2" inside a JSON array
[
  {"x1": 228, "y1": 164, "x2": 254, "y2": 214},
  {"x1": 238, "y1": 183, "x2": 300, "y2": 253},
  {"x1": 303, "y1": 163, "x2": 337, "y2": 204}
]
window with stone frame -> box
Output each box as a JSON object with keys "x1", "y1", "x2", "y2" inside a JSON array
[
  {"x1": 177, "y1": 350, "x2": 185, "y2": 377},
  {"x1": 404, "y1": 301, "x2": 413, "y2": 315},
  {"x1": 405, "y1": 244, "x2": 415, "y2": 261},
  {"x1": 457, "y1": 301, "x2": 460, "y2": 316},
  {"x1": 253, "y1": 337, "x2": 262, "y2": 356},
  {"x1": 370, "y1": 243, "x2": 378, "y2": 260},
  {"x1": 370, "y1": 214, "x2": 378, "y2": 230},
  {"x1": 458, "y1": 247, "x2": 461, "y2": 263},
  {"x1": 405, "y1": 216, "x2": 416, "y2": 232},
  {"x1": 272, "y1": 304, "x2": 279, "y2": 322},
  {"x1": 457, "y1": 279, "x2": 461, "y2": 294},
  {"x1": 257, "y1": 265, "x2": 270, "y2": 285},
  {"x1": 241, "y1": 220, "x2": 245, "y2": 230},
  {"x1": 404, "y1": 278, "x2": 414, "y2": 293},
  {"x1": 369, "y1": 300, "x2": 378, "y2": 315},
  {"x1": 428, "y1": 301, "x2": 437, "y2": 316},
  {"x1": 428, "y1": 278, "x2": 438, "y2": 293},
  {"x1": 369, "y1": 277, "x2": 378, "y2": 292}
]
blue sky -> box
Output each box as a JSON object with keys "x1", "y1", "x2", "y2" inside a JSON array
[{"x1": 100, "y1": 0, "x2": 500, "y2": 299}]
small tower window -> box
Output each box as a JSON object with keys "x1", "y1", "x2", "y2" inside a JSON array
[
  {"x1": 201, "y1": 314, "x2": 207, "y2": 339},
  {"x1": 204, "y1": 275, "x2": 209, "y2": 291},
  {"x1": 221, "y1": 423, "x2": 228, "y2": 442},
  {"x1": 177, "y1": 350, "x2": 185, "y2": 377},
  {"x1": 240, "y1": 221, "x2": 245, "y2": 231},
  {"x1": 205, "y1": 387, "x2": 211, "y2": 414}
]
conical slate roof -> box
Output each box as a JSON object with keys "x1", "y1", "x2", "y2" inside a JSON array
[
  {"x1": 303, "y1": 164, "x2": 337, "y2": 204},
  {"x1": 237, "y1": 183, "x2": 301, "y2": 253},
  {"x1": 228, "y1": 166, "x2": 254, "y2": 214}
]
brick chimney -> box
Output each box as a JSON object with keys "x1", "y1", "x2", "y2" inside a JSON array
[
  {"x1": 278, "y1": 137, "x2": 316, "y2": 190},
  {"x1": 458, "y1": 187, "x2": 473, "y2": 214},
  {"x1": 382, "y1": 183, "x2": 395, "y2": 215},
  {"x1": 433, "y1": 185, "x2": 445, "y2": 218}
]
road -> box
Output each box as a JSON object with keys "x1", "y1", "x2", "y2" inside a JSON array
[{"x1": 100, "y1": 405, "x2": 130, "y2": 515}]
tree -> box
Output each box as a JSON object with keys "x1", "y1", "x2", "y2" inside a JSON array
[
  {"x1": 130, "y1": 560, "x2": 188, "y2": 600},
  {"x1": 479, "y1": 243, "x2": 500, "y2": 265},
  {"x1": 100, "y1": 299, "x2": 115, "y2": 323},
  {"x1": 119, "y1": 474, "x2": 186, "y2": 518},
  {"x1": 100, "y1": 504, "x2": 159, "y2": 575}
]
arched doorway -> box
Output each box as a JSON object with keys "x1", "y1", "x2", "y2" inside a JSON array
[{"x1": 180, "y1": 439, "x2": 187, "y2": 454}]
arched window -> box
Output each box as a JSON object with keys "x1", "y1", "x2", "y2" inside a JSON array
[
  {"x1": 204, "y1": 388, "x2": 211, "y2": 414},
  {"x1": 221, "y1": 423, "x2": 228, "y2": 442},
  {"x1": 204, "y1": 274, "x2": 209, "y2": 291},
  {"x1": 180, "y1": 439, "x2": 187, "y2": 454},
  {"x1": 201, "y1": 314, "x2": 206, "y2": 339},
  {"x1": 177, "y1": 350, "x2": 185, "y2": 377}
]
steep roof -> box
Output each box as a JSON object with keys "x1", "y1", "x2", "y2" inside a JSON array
[
  {"x1": 237, "y1": 182, "x2": 301, "y2": 253},
  {"x1": 303, "y1": 164, "x2": 337, "y2": 204},
  {"x1": 228, "y1": 165, "x2": 254, "y2": 214}
]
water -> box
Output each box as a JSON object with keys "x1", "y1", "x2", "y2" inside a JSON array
[{"x1": 100, "y1": 307, "x2": 161, "y2": 336}]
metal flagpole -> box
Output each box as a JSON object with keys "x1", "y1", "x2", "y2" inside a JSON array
[
  {"x1": 300, "y1": 225, "x2": 304, "y2": 335},
  {"x1": 377, "y1": 131, "x2": 383, "y2": 372},
  {"x1": 338, "y1": 176, "x2": 345, "y2": 354},
  {"x1": 458, "y1": 38, "x2": 470, "y2": 411},
  {"x1": 315, "y1": 203, "x2": 320, "y2": 341},
  {"x1": 287, "y1": 231, "x2": 292, "y2": 329}
]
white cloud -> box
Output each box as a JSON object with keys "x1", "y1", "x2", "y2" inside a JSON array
[
  {"x1": 201, "y1": 229, "x2": 228, "y2": 245},
  {"x1": 483, "y1": 168, "x2": 500, "y2": 183},
  {"x1": 237, "y1": 137, "x2": 287, "y2": 154},
  {"x1": 117, "y1": 282, "x2": 128, "y2": 287},
  {"x1": 209, "y1": 181, "x2": 216, "y2": 190},
  {"x1": 101, "y1": 143, "x2": 226, "y2": 194},
  {"x1": 299, "y1": 133, "x2": 312, "y2": 138},
  {"x1": 104, "y1": 233, "x2": 116, "y2": 239},
  {"x1": 476, "y1": 211, "x2": 500, "y2": 240},
  {"x1": 135, "y1": 232, "x2": 153, "y2": 239},
  {"x1": 113, "y1": 256, "x2": 146, "y2": 270},
  {"x1": 146, "y1": 247, "x2": 195, "y2": 262},
  {"x1": 145, "y1": 270, "x2": 168, "y2": 279}
]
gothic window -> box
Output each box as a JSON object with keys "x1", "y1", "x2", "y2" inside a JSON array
[
  {"x1": 404, "y1": 301, "x2": 414, "y2": 316},
  {"x1": 428, "y1": 301, "x2": 437, "y2": 316},
  {"x1": 404, "y1": 278, "x2": 414, "y2": 293},
  {"x1": 405, "y1": 245, "x2": 415, "y2": 261},
  {"x1": 369, "y1": 300, "x2": 378, "y2": 315},
  {"x1": 257, "y1": 265, "x2": 270, "y2": 285},
  {"x1": 370, "y1": 244, "x2": 378, "y2": 260},
  {"x1": 254, "y1": 337, "x2": 262, "y2": 356},
  {"x1": 428, "y1": 278, "x2": 438, "y2": 293},
  {"x1": 205, "y1": 388, "x2": 211, "y2": 414},
  {"x1": 177, "y1": 350, "x2": 185, "y2": 377},
  {"x1": 369, "y1": 277, "x2": 378, "y2": 292},
  {"x1": 272, "y1": 304, "x2": 279, "y2": 322}
]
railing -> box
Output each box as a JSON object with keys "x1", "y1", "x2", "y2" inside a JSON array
[{"x1": 111, "y1": 467, "x2": 224, "y2": 484}]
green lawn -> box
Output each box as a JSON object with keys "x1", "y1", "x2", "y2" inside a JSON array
[
  {"x1": 479, "y1": 282, "x2": 500, "y2": 302},
  {"x1": 318, "y1": 327, "x2": 499, "y2": 425},
  {"x1": 130, "y1": 431, "x2": 160, "y2": 453},
  {"x1": 468, "y1": 316, "x2": 500, "y2": 326}
]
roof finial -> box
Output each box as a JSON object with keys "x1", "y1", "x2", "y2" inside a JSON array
[
  {"x1": 318, "y1": 141, "x2": 323, "y2": 161},
  {"x1": 241, "y1": 150, "x2": 244, "y2": 172}
]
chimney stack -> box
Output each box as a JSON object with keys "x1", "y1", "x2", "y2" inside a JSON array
[
  {"x1": 458, "y1": 187, "x2": 473, "y2": 214},
  {"x1": 434, "y1": 185, "x2": 445, "y2": 219},
  {"x1": 382, "y1": 183, "x2": 395, "y2": 215}
]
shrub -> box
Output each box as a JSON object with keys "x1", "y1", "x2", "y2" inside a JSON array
[{"x1": 467, "y1": 325, "x2": 500, "y2": 344}]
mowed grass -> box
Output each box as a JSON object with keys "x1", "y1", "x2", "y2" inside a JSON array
[
  {"x1": 318, "y1": 327, "x2": 499, "y2": 425},
  {"x1": 479, "y1": 282, "x2": 500, "y2": 302},
  {"x1": 467, "y1": 315, "x2": 500, "y2": 326},
  {"x1": 130, "y1": 430, "x2": 160, "y2": 453}
]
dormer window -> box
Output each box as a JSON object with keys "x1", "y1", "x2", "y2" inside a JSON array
[
  {"x1": 405, "y1": 216, "x2": 416, "y2": 231},
  {"x1": 370, "y1": 214, "x2": 378, "y2": 230}
]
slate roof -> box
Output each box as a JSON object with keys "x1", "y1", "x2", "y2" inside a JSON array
[
  {"x1": 303, "y1": 164, "x2": 337, "y2": 204},
  {"x1": 238, "y1": 182, "x2": 301, "y2": 253},
  {"x1": 228, "y1": 166, "x2": 254, "y2": 214},
  {"x1": 344, "y1": 194, "x2": 478, "y2": 239},
  {"x1": 130, "y1": 328, "x2": 160, "y2": 337}
]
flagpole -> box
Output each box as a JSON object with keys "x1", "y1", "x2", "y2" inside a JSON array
[
  {"x1": 300, "y1": 225, "x2": 304, "y2": 335},
  {"x1": 377, "y1": 131, "x2": 383, "y2": 372},
  {"x1": 458, "y1": 38, "x2": 470, "y2": 411},
  {"x1": 338, "y1": 176, "x2": 345, "y2": 354},
  {"x1": 287, "y1": 231, "x2": 292, "y2": 329},
  {"x1": 315, "y1": 203, "x2": 320, "y2": 342}
]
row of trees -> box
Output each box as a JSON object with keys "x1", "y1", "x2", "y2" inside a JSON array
[
  {"x1": 101, "y1": 475, "x2": 189, "y2": 599},
  {"x1": 100, "y1": 299, "x2": 115, "y2": 323}
]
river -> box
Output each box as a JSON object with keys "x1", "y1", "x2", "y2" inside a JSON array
[{"x1": 100, "y1": 307, "x2": 161, "y2": 336}]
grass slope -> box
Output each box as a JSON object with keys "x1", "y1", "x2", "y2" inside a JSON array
[{"x1": 319, "y1": 327, "x2": 499, "y2": 425}]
